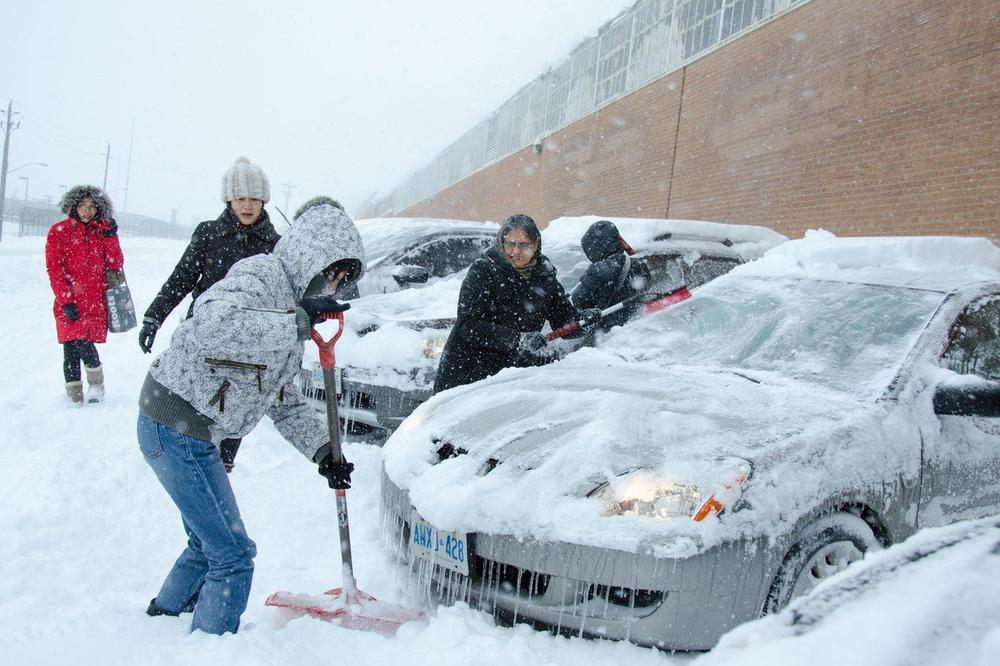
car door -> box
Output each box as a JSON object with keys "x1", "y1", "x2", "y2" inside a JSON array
[{"x1": 919, "y1": 295, "x2": 1000, "y2": 527}]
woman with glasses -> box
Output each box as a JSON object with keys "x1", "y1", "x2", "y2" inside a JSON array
[{"x1": 434, "y1": 214, "x2": 599, "y2": 393}]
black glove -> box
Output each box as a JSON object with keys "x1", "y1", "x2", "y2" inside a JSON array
[
  {"x1": 317, "y1": 452, "x2": 354, "y2": 489},
  {"x1": 103, "y1": 218, "x2": 118, "y2": 237},
  {"x1": 62, "y1": 303, "x2": 79, "y2": 322},
  {"x1": 517, "y1": 331, "x2": 548, "y2": 354},
  {"x1": 300, "y1": 296, "x2": 351, "y2": 326},
  {"x1": 579, "y1": 308, "x2": 603, "y2": 329},
  {"x1": 219, "y1": 439, "x2": 241, "y2": 474},
  {"x1": 138, "y1": 321, "x2": 159, "y2": 353}
]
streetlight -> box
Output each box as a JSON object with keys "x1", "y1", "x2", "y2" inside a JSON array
[
  {"x1": 18, "y1": 175, "x2": 28, "y2": 201},
  {"x1": 7, "y1": 161, "x2": 47, "y2": 174},
  {"x1": 0, "y1": 162, "x2": 46, "y2": 242}
]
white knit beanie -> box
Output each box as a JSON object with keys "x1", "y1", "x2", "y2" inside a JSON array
[{"x1": 221, "y1": 156, "x2": 270, "y2": 203}]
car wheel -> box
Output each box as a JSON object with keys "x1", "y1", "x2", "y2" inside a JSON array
[{"x1": 764, "y1": 511, "x2": 881, "y2": 614}]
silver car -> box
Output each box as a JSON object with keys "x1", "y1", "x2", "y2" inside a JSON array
[
  {"x1": 379, "y1": 235, "x2": 1000, "y2": 650},
  {"x1": 307, "y1": 216, "x2": 787, "y2": 437},
  {"x1": 352, "y1": 217, "x2": 498, "y2": 296}
]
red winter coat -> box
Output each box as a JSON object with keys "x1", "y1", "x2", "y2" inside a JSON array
[{"x1": 45, "y1": 217, "x2": 124, "y2": 343}]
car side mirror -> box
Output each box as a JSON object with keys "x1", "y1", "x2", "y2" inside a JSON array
[
  {"x1": 391, "y1": 265, "x2": 431, "y2": 286},
  {"x1": 933, "y1": 380, "x2": 1000, "y2": 417}
]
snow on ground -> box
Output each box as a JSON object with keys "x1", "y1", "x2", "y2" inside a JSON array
[
  {"x1": 0, "y1": 235, "x2": 674, "y2": 664},
  {"x1": 3, "y1": 232, "x2": 998, "y2": 664}
]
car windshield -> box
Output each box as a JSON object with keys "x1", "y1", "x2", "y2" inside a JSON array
[
  {"x1": 359, "y1": 221, "x2": 492, "y2": 268},
  {"x1": 609, "y1": 276, "x2": 947, "y2": 397}
]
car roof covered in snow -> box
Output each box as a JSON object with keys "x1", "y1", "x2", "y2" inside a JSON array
[
  {"x1": 546, "y1": 215, "x2": 789, "y2": 261},
  {"x1": 356, "y1": 217, "x2": 500, "y2": 265},
  {"x1": 736, "y1": 230, "x2": 1000, "y2": 293}
]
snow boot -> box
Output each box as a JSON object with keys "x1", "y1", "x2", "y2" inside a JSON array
[
  {"x1": 146, "y1": 598, "x2": 180, "y2": 617},
  {"x1": 85, "y1": 365, "x2": 105, "y2": 403},
  {"x1": 65, "y1": 381, "x2": 84, "y2": 406}
]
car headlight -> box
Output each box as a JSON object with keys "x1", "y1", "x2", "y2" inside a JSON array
[
  {"x1": 594, "y1": 458, "x2": 751, "y2": 522},
  {"x1": 421, "y1": 334, "x2": 448, "y2": 359}
]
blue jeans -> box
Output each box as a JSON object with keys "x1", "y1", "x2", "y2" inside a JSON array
[{"x1": 138, "y1": 413, "x2": 257, "y2": 634}]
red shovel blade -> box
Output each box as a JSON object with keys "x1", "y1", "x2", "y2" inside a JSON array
[{"x1": 266, "y1": 587, "x2": 427, "y2": 636}]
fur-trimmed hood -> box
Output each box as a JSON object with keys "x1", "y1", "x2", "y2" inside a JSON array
[{"x1": 60, "y1": 185, "x2": 114, "y2": 221}]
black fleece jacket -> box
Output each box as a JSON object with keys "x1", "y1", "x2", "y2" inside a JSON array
[
  {"x1": 143, "y1": 207, "x2": 279, "y2": 325},
  {"x1": 434, "y1": 246, "x2": 578, "y2": 393}
]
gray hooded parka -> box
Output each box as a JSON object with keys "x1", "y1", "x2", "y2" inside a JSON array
[{"x1": 142, "y1": 203, "x2": 364, "y2": 461}]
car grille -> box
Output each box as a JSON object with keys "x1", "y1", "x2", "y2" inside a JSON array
[
  {"x1": 472, "y1": 555, "x2": 550, "y2": 597},
  {"x1": 306, "y1": 385, "x2": 376, "y2": 411},
  {"x1": 342, "y1": 389, "x2": 375, "y2": 410}
]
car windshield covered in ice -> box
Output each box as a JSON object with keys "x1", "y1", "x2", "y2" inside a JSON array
[
  {"x1": 354, "y1": 218, "x2": 497, "y2": 296},
  {"x1": 303, "y1": 216, "x2": 786, "y2": 436},
  {"x1": 623, "y1": 275, "x2": 943, "y2": 396},
  {"x1": 379, "y1": 232, "x2": 1000, "y2": 650}
]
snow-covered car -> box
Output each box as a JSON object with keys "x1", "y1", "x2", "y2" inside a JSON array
[
  {"x1": 702, "y1": 516, "x2": 1000, "y2": 666},
  {"x1": 353, "y1": 217, "x2": 498, "y2": 296},
  {"x1": 379, "y1": 232, "x2": 1000, "y2": 650},
  {"x1": 304, "y1": 217, "x2": 786, "y2": 436}
]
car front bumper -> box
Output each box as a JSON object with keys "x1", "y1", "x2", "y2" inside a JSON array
[
  {"x1": 300, "y1": 367, "x2": 431, "y2": 435},
  {"x1": 380, "y1": 467, "x2": 779, "y2": 650}
]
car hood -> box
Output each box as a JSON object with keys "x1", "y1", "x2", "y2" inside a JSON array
[{"x1": 383, "y1": 348, "x2": 892, "y2": 555}]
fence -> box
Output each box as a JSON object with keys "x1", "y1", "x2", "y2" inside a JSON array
[
  {"x1": 367, "y1": 0, "x2": 808, "y2": 216},
  {"x1": 4, "y1": 198, "x2": 192, "y2": 240}
]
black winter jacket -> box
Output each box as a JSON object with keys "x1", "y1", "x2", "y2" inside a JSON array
[
  {"x1": 143, "y1": 208, "x2": 280, "y2": 325},
  {"x1": 571, "y1": 222, "x2": 650, "y2": 329},
  {"x1": 434, "y1": 246, "x2": 579, "y2": 393}
]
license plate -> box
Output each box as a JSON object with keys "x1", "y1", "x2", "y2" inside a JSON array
[
  {"x1": 311, "y1": 364, "x2": 342, "y2": 395},
  {"x1": 408, "y1": 510, "x2": 469, "y2": 575}
]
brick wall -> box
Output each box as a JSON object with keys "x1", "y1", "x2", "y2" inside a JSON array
[{"x1": 395, "y1": 0, "x2": 998, "y2": 243}]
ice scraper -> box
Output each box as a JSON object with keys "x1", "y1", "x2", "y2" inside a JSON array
[{"x1": 546, "y1": 285, "x2": 692, "y2": 341}]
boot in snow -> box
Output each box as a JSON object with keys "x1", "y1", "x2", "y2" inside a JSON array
[
  {"x1": 65, "y1": 381, "x2": 84, "y2": 406},
  {"x1": 85, "y1": 365, "x2": 105, "y2": 403}
]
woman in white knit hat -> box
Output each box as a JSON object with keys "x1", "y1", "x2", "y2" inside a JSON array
[{"x1": 138, "y1": 156, "x2": 280, "y2": 470}]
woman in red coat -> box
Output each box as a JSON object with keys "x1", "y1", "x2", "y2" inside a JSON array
[{"x1": 45, "y1": 185, "x2": 124, "y2": 405}]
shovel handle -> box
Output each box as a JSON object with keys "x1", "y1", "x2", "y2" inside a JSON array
[{"x1": 310, "y1": 312, "x2": 345, "y2": 369}]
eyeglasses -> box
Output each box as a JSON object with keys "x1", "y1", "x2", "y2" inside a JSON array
[{"x1": 502, "y1": 239, "x2": 537, "y2": 252}]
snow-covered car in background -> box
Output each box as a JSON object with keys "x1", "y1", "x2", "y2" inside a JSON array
[
  {"x1": 353, "y1": 217, "x2": 498, "y2": 296},
  {"x1": 304, "y1": 217, "x2": 787, "y2": 437},
  {"x1": 379, "y1": 232, "x2": 1000, "y2": 650},
  {"x1": 702, "y1": 516, "x2": 1000, "y2": 666}
]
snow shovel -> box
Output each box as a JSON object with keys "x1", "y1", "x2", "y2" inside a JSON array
[
  {"x1": 546, "y1": 285, "x2": 692, "y2": 341},
  {"x1": 265, "y1": 311, "x2": 427, "y2": 635}
]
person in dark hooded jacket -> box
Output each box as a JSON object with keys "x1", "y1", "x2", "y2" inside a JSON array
[
  {"x1": 45, "y1": 185, "x2": 124, "y2": 405},
  {"x1": 433, "y1": 214, "x2": 599, "y2": 394},
  {"x1": 571, "y1": 219, "x2": 651, "y2": 331},
  {"x1": 138, "y1": 198, "x2": 363, "y2": 635},
  {"x1": 139, "y1": 157, "x2": 280, "y2": 470}
]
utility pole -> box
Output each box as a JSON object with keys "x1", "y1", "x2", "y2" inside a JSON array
[
  {"x1": 102, "y1": 141, "x2": 111, "y2": 190},
  {"x1": 0, "y1": 99, "x2": 21, "y2": 243},
  {"x1": 123, "y1": 120, "x2": 134, "y2": 213},
  {"x1": 282, "y1": 183, "x2": 295, "y2": 216}
]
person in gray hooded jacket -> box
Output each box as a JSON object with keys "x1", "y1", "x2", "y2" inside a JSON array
[{"x1": 136, "y1": 198, "x2": 364, "y2": 635}]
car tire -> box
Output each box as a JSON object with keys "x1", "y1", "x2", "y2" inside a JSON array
[{"x1": 763, "y1": 511, "x2": 881, "y2": 614}]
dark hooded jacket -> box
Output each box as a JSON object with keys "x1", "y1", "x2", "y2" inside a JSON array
[
  {"x1": 142, "y1": 207, "x2": 280, "y2": 326},
  {"x1": 570, "y1": 220, "x2": 650, "y2": 330},
  {"x1": 433, "y1": 245, "x2": 578, "y2": 394}
]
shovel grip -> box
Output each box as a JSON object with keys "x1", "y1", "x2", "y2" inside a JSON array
[
  {"x1": 310, "y1": 312, "x2": 345, "y2": 369},
  {"x1": 546, "y1": 321, "x2": 579, "y2": 341}
]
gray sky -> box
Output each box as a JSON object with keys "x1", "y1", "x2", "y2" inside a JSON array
[{"x1": 1, "y1": 0, "x2": 633, "y2": 226}]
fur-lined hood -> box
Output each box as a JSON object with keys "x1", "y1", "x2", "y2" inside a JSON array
[{"x1": 60, "y1": 185, "x2": 114, "y2": 221}]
